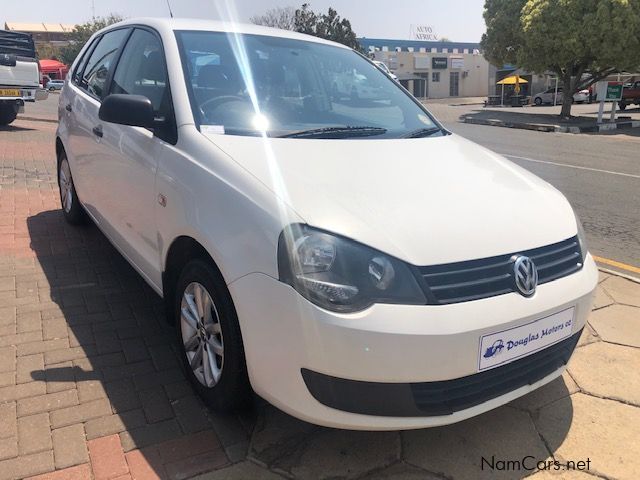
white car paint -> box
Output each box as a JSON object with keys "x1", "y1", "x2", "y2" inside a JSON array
[
  {"x1": 373, "y1": 60, "x2": 398, "y2": 81},
  {"x1": 57, "y1": 18, "x2": 597, "y2": 430},
  {"x1": 533, "y1": 88, "x2": 590, "y2": 105}
]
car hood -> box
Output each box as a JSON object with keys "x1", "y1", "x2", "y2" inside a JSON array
[{"x1": 202, "y1": 132, "x2": 577, "y2": 265}]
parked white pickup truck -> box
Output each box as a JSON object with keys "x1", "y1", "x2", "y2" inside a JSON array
[{"x1": 0, "y1": 29, "x2": 48, "y2": 125}]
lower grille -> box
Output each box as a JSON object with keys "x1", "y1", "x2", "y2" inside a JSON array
[
  {"x1": 418, "y1": 236, "x2": 583, "y2": 304},
  {"x1": 301, "y1": 329, "x2": 581, "y2": 418},
  {"x1": 411, "y1": 329, "x2": 581, "y2": 415}
]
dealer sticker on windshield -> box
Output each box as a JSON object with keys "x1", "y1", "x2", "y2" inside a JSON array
[{"x1": 478, "y1": 307, "x2": 575, "y2": 371}]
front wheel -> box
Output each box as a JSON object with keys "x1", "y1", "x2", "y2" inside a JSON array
[
  {"x1": 57, "y1": 151, "x2": 87, "y2": 224},
  {"x1": 619, "y1": 101, "x2": 627, "y2": 111},
  {"x1": 534, "y1": 97, "x2": 542, "y2": 106},
  {"x1": 175, "y1": 259, "x2": 252, "y2": 412}
]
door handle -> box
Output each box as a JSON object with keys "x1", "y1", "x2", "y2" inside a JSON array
[
  {"x1": 65, "y1": 104, "x2": 72, "y2": 112},
  {"x1": 92, "y1": 125, "x2": 103, "y2": 138}
]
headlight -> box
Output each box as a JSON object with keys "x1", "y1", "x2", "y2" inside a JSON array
[
  {"x1": 574, "y1": 212, "x2": 588, "y2": 261},
  {"x1": 278, "y1": 225, "x2": 426, "y2": 312}
]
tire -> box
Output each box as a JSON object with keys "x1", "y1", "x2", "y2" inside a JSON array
[
  {"x1": 534, "y1": 97, "x2": 542, "y2": 106},
  {"x1": 174, "y1": 259, "x2": 252, "y2": 412},
  {"x1": 619, "y1": 101, "x2": 627, "y2": 111},
  {"x1": 57, "y1": 150, "x2": 87, "y2": 224},
  {"x1": 0, "y1": 104, "x2": 18, "y2": 126}
]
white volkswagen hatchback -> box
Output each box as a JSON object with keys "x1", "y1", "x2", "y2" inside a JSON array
[{"x1": 56, "y1": 18, "x2": 597, "y2": 430}]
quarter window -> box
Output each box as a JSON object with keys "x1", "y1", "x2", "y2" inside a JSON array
[
  {"x1": 81, "y1": 28, "x2": 129, "y2": 99},
  {"x1": 72, "y1": 38, "x2": 98, "y2": 85},
  {"x1": 432, "y1": 72, "x2": 440, "y2": 82}
]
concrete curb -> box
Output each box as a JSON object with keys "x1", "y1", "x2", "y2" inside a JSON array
[
  {"x1": 598, "y1": 266, "x2": 640, "y2": 284},
  {"x1": 459, "y1": 115, "x2": 640, "y2": 134}
]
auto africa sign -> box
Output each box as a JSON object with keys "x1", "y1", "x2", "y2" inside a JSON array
[{"x1": 410, "y1": 25, "x2": 439, "y2": 41}]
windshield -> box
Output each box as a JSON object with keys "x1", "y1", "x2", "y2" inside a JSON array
[{"x1": 176, "y1": 31, "x2": 442, "y2": 139}]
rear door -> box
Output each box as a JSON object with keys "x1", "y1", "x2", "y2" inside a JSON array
[{"x1": 64, "y1": 28, "x2": 131, "y2": 220}]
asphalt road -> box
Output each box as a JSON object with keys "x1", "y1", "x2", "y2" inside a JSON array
[{"x1": 443, "y1": 119, "x2": 640, "y2": 274}]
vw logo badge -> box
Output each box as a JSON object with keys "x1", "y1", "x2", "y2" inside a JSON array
[{"x1": 513, "y1": 255, "x2": 538, "y2": 297}]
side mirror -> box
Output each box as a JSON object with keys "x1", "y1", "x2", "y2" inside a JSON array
[{"x1": 99, "y1": 94, "x2": 156, "y2": 128}]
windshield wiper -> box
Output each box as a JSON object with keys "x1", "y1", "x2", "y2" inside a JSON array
[
  {"x1": 277, "y1": 126, "x2": 387, "y2": 139},
  {"x1": 402, "y1": 127, "x2": 443, "y2": 138}
]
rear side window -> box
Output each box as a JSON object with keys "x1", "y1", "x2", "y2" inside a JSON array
[{"x1": 80, "y1": 28, "x2": 129, "y2": 99}]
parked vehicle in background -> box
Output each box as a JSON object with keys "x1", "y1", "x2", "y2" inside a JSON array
[
  {"x1": 619, "y1": 81, "x2": 640, "y2": 110},
  {"x1": 373, "y1": 60, "x2": 398, "y2": 81},
  {"x1": 532, "y1": 87, "x2": 589, "y2": 105},
  {"x1": 47, "y1": 79, "x2": 65, "y2": 91},
  {"x1": 56, "y1": 18, "x2": 597, "y2": 430},
  {"x1": 0, "y1": 29, "x2": 48, "y2": 125}
]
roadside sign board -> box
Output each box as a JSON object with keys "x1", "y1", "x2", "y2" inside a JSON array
[{"x1": 605, "y1": 83, "x2": 623, "y2": 101}]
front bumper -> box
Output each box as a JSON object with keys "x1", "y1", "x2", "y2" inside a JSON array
[{"x1": 229, "y1": 254, "x2": 597, "y2": 430}]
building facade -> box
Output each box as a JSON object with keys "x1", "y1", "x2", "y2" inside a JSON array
[
  {"x1": 4, "y1": 22, "x2": 74, "y2": 47},
  {"x1": 359, "y1": 38, "x2": 490, "y2": 99}
]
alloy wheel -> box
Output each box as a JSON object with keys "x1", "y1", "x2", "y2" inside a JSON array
[
  {"x1": 180, "y1": 282, "x2": 224, "y2": 387},
  {"x1": 59, "y1": 158, "x2": 73, "y2": 213}
]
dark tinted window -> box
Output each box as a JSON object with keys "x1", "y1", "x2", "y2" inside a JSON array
[
  {"x1": 110, "y1": 29, "x2": 168, "y2": 114},
  {"x1": 72, "y1": 38, "x2": 98, "y2": 85},
  {"x1": 81, "y1": 28, "x2": 129, "y2": 98}
]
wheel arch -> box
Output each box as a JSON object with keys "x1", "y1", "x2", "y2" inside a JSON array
[
  {"x1": 55, "y1": 137, "x2": 65, "y2": 161},
  {"x1": 161, "y1": 235, "x2": 229, "y2": 323}
]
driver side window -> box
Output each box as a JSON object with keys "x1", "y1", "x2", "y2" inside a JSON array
[{"x1": 110, "y1": 28, "x2": 176, "y2": 143}]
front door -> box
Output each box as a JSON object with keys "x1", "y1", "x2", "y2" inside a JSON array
[{"x1": 96, "y1": 28, "x2": 177, "y2": 288}]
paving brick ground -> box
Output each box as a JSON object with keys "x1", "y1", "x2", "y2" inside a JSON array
[{"x1": 0, "y1": 100, "x2": 639, "y2": 480}]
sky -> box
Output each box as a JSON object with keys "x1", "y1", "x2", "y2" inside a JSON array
[{"x1": 1, "y1": 0, "x2": 487, "y2": 43}]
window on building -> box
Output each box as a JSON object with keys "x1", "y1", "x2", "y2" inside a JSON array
[
  {"x1": 442, "y1": 48, "x2": 448, "y2": 53},
  {"x1": 432, "y1": 72, "x2": 440, "y2": 82},
  {"x1": 419, "y1": 48, "x2": 426, "y2": 53},
  {"x1": 408, "y1": 47, "x2": 414, "y2": 52},
  {"x1": 453, "y1": 48, "x2": 459, "y2": 54},
  {"x1": 463, "y1": 48, "x2": 469, "y2": 54},
  {"x1": 431, "y1": 47, "x2": 437, "y2": 53}
]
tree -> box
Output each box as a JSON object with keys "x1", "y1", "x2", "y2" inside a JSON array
[
  {"x1": 481, "y1": 0, "x2": 640, "y2": 118},
  {"x1": 36, "y1": 43, "x2": 61, "y2": 60},
  {"x1": 251, "y1": 3, "x2": 361, "y2": 50},
  {"x1": 250, "y1": 7, "x2": 296, "y2": 30},
  {"x1": 59, "y1": 14, "x2": 123, "y2": 66}
]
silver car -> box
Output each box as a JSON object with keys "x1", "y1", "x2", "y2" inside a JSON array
[{"x1": 47, "y1": 79, "x2": 65, "y2": 91}]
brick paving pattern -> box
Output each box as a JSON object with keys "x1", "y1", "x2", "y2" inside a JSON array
[{"x1": 0, "y1": 102, "x2": 639, "y2": 480}]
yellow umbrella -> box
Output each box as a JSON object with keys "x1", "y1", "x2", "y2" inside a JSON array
[
  {"x1": 496, "y1": 75, "x2": 529, "y2": 85},
  {"x1": 497, "y1": 75, "x2": 528, "y2": 105}
]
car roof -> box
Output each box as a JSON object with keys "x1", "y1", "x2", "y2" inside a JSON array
[{"x1": 110, "y1": 17, "x2": 352, "y2": 50}]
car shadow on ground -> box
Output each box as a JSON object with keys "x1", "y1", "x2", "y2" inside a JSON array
[
  {"x1": 0, "y1": 124, "x2": 37, "y2": 132},
  {"x1": 26, "y1": 209, "x2": 575, "y2": 479},
  {"x1": 26, "y1": 209, "x2": 258, "y2": 478}
]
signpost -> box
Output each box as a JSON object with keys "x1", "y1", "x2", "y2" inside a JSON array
[{"x1": 597, "y1": 81, "x2": 623, "y2": 123}]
